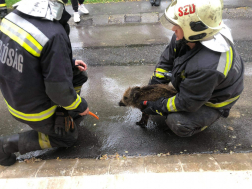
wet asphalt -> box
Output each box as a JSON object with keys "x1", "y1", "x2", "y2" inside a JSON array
[
  {"x1": 0, "y1": 1, "x2": 252, "y2": 160},
  {"x1": 1, "y1": 64, "x2": 252, "y2": 160}
]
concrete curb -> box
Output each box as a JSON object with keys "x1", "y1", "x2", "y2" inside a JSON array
[
  {"x1": 1, "y1": 153, "x2": 252, "y2": 178},
  {"x1": 68, "y1": 12, "x2": 161, "y2": 26},
  {"x1": 1, "y1": 153, "x2": 252, "y2": 188}
]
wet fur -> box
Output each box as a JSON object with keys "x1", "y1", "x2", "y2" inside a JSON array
[{"x1": 119, "y1": 84, "x2": 177, "y2": 127}]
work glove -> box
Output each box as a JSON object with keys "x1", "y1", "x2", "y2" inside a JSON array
[
  {"x1": 54, "y1": 107, "x2": 75, "y2": 137},
  {"x1": 141, "y1": 98, "x2": 169, "y2": 116}
]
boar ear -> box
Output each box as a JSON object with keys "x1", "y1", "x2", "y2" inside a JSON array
[{"x1": 130, "y1": 87, "x2": 141, "y2": 101}]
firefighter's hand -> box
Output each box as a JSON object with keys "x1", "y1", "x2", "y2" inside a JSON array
[
  {"x1": 54, "y1": 123, "x2": 67, "y2": 137},
  {"x1": 79, "y1": 107, "x2": 89, "y2": 116},
  {"x1": 141, "y1": 98, "x2": 168, "y2": 116},
  {"x1": 54, "y1": 107, "x2": 75, "y2": 136},
  {"x1": 54, "y1": 109, "x2": 68, "y2": 137},
  {"x1": 75, "y1": 60, "x2": 87, "y2": 71}
]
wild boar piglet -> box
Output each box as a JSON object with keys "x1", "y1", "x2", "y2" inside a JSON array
[{"x1": 119, "y1": 84, "x2": 176, "y2": 127}]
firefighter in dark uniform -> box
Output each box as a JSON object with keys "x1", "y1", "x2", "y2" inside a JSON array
[
  {"x1": 142, "y1": 0, "x2": 244, "y2": 137},
  {"x1": 0, "y1": 0, "x2": 89, "y2": 166},
  {"x1": 0, "y1": 0, "x2": 7, "y2": 19}
]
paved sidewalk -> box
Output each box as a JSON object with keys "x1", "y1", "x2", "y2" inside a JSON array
[
  {"x1": 1, "y1": 153, "x2": 252, "y2": 188},
  {"x1": 66, "y1": 1, "x2": 252, "y2": 26}
]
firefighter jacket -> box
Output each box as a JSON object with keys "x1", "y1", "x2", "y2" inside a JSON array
[
  {"x1": 0, "y1": 9, "x2": 88, "y2": 125},
  {"x1": 150, "y1": 34, "x2": 244, "y2": 117}
]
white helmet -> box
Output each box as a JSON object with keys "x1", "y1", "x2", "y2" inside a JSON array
[
  {"x1": 13, "y1": 0, "x2": 66, "y2": 21},
  {"x1": 160, "y1": 0, "x2": 225, "y2": 42}
]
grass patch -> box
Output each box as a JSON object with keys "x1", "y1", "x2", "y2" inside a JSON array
[
  {"x1": 6, "y1": 0, "x2": 141, "y2": 8},
  {"x1": 6, "y1": 0, "x2": 18, "y2": 8}
]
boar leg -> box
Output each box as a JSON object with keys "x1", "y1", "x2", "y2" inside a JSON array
[{"x1": 136, "y1": 112, "x2": 149, "y2": 127}]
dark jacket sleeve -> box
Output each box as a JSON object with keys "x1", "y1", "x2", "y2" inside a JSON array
[
  {"x1": 166, "y1": 69, "x2": 224, "y2": 112},
  {"x1": 40, "y1": 33, "x2": 88, "y2": 113},
  {"x1": 149, "y1": 34, "x2": 177, "y2": 85},
  {"x1": 72, "y1": 59, "x2": 76, "y2": 68}
]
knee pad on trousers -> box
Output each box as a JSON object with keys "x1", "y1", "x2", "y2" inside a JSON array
[
  {"x1": 166, "y1": 114, "x2": 196, "y2": 137},
  {"x1": 50, "y1": 124, "x2": 79, "y2": 148},
  {"x1": 18, "y1": 130, "x2": 42, "y2": 155},
  {"x1": 73, "y1": 70, "x2": 88, "y2": 87},
  {"x1": 78, "y1": 71, "x2": 88, "y2": 84}
]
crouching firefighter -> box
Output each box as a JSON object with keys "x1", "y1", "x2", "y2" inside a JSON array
[
  {"x1": 0, "y1": 0, "x2": 89, "y2": 166},
  {"x1": 142, "y1": 0, "x2": 244, "y2": 137}
]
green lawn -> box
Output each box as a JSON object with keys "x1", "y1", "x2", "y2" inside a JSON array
[{"x1": 6, "y1": 0, "x2": 133, "y2": 8}]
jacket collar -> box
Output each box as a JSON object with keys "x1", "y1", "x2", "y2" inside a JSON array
[
  {"x1": 200, "y1": 24, "x2": 234, "y2": 53},
  {"x1": 175, "y1": 42, "x2": 204, "y2": 66}
]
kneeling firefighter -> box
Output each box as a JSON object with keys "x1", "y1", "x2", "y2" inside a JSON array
[
  {"x1": 142, "y1": 0, "x2": 244, "y2": 137},
  {"x1": 0, "y1": 0, "x2": 89, "y2": 166}
]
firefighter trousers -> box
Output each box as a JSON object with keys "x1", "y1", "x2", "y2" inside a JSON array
[
  {"x1": 18, "y1": 70, "x2": 88, "y2": 155},
  {"x1": 71, "y1": 0, "x2": 85, "y2": 12},
  {"x1": 166, "y1": 105, "x2": 222, "y2": 137}
]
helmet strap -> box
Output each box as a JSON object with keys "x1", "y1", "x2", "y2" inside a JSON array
[{"x1": 175, "y1": 37, "x2": 188, "y2": 49}]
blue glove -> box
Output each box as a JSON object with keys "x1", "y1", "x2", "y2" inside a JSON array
[{"x1": 141, "y1": 98, "x2": 169, "y2": 116}]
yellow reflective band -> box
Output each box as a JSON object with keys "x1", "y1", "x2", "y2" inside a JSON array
[
  {"x1": 5, "y1": 99, "x2": 57, "y2": 122},
  {"x1": 38, "y1": 132, "x2": 52, "y2": 149},
  {"x1": 180, "y1": 70, "x2": 186, "y2": 80},
  {"x1": 74, "y1": 86, "x2": 82, "y2": 94},
  {"x1": 174, "y1": 48, "x2": 176, "y2": 53},
  {"x1": 156, "y1": 68, "x2": 168, "y2": 73},
  {"x1": 205, "y1": 95, "x2": 240, "y2": 108},
  {"x1": 217, "y1": 47, "x2": 233, "y2": 78},
  {"x1": 156, "y1": 110, "x2": 163, "y2": 116},
  {"x1": 6, "y1": 12, "x2": 49, "y2": 47},
  {"x1": 167, "y1": 98, "x2": 172, "y2": 111},
  {"x1": 0, "y1": 19, "x2": 43, "y2": 57},
  {"x1": 167, "y1": 96, "x2": 177, "y2": 112},
  {"x1": 74, "y1": 86, "x2": 82, "y2": 90},
  {"x1": 172, "y1": 96, "x2": 177, "y2": 112},
  {"x1": 229, "y1": 47, "x2": 233, "y2": 72},
  {"x1": 155, "y1": 68, "x2": 169, "y2": 79},
  {"x1": 63, "y1": 95, "x2": 82, "y2": 110},
  {"x1": 201, "y1": 126, "x2": 208, "y2": 131},
  {"x1": 0, "y1": 4, "x2": 6, "y2": 7},
  {"x1": 223, "y1": 50, "x2": 230, "y2": 77}
]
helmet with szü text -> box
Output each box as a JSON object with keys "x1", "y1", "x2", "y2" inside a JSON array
[{"x1": 160, "y1": 0, "x2": 224, "y2": 42}]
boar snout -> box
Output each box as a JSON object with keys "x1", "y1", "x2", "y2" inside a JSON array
[{"x1": 119, "y1": 101, "x2": 126, "y2": 106}]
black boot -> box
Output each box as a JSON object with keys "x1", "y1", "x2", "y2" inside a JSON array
[
  {"x1": 154, "y1": 0, "x2": 161, "y2": 6},
  {"x1": 0, "y1": 134, "x2": 19, "y2": 166},
  {"x1": 0, "y1": 9, "x2": 7, "y2": 19},
  {"x1": 150, "y1": 0, "x2": 155, "y2": 6}
]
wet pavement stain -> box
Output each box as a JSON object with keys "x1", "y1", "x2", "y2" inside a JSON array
[{"x1": 1, "y1": 65, "x2": 252, "y2": 160}]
